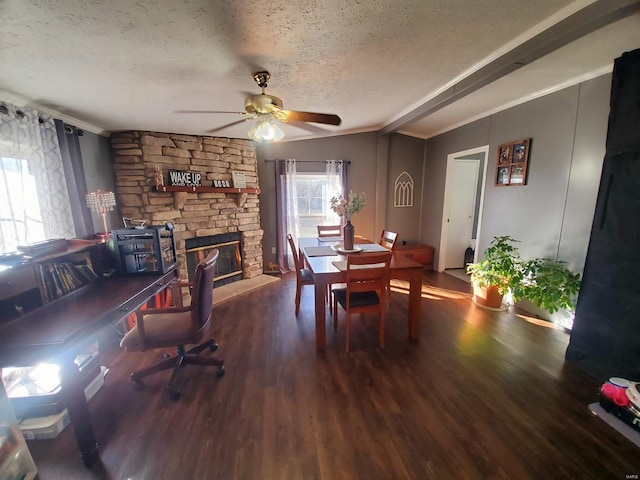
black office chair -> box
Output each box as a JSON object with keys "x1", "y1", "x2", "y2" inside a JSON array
[{"x1": 120, "y1": 249, "x2": 224, "y2": 400}]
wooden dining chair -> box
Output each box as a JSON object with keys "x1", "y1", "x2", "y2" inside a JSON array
[
  {"x1": 317, "y1": 225, "x2": 342, "y2": 237},
  {"x1": 287, "y1": 234, "x2": 314, "y2": 315},
  {"x1": 332, "y1": 251, "x2": 393, "y2": 352},
  {"x1": 379, "y1": 230, "x2": 398, "y2": 250}
]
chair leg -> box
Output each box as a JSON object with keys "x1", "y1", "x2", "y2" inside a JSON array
[
  {"x1": 333, "y1": 301, "x2": 339, "y2": 332},
  {"x1": 131, "y1": 353, "x2": 180, "y2": 383},
  {"x1": 187, "y1": 338, "x2": 218, "y2": 355},
  {"x1": 294, "y1": 282, "x2": 302, "y2": 315},
  {"x1": 165, "y1": 355, "x2": 186, "y2": 399},
  {"x1": 182, "y1": 356, "x2": 224, "y2": 368},
  {"x1": 130, "y1": 342, "x2": 225, "y2": 400}
]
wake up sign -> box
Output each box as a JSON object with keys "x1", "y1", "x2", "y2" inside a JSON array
[{"x1": 168, "y1": 170, "x2": 202, "y2": 187}]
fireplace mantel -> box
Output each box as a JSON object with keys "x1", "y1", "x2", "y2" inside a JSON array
[{"x1": 155, "y1": 185, "x2": 260, "y2": 206}]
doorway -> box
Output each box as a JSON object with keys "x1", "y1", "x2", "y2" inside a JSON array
[{"x1": 437, "y1": 145, "x2": 489, "y2": 274}]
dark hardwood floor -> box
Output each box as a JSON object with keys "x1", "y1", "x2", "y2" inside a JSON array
[{"x1": 26, "y1": 271, "x2": 639, "y2": 479}]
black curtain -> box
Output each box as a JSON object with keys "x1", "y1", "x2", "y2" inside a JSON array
[
  {"x1": 55, "y1": 120, "x2": 93, "y2": 238},
  {"x1": 565, "y1": 48, "x2": 640, "y2": 380}
]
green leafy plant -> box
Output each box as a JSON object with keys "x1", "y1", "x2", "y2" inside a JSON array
[
  {"x1": 466, "y1": 236, "x2": 523, "y2": 295},
  {"x1": 329, "y1": 190, "x2": 366, "y2": 221},
  {"x1": 467, "y1": 235, "x2": 582, "y2": 314},
  {"x1": 513, "y1": 258, "x2": 581, "y2": 313}
]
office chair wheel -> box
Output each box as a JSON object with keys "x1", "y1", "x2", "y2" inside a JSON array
[
  {"x1": 209, "y1": 343, "x2": 218, "y2": 352},
  {"x1": 216, "y1": 365, "x2": 225, "y2": 377}
]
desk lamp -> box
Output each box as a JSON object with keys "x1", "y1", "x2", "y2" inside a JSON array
[{"x1": 85, "y1": 190, "x2": 116, "y2": 236}]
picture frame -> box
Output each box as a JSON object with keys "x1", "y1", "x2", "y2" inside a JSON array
[
  {"x1": 231, "y1": 171, "x2": 247, "y2": 189},
  {"x1": 494, "y1": 138, "x2": 530, "y2": 186}
]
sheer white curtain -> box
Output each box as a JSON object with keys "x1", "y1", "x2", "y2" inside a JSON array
[
  {"x1": 285, "y1": 159, "x2": 299, "y2": 237},
  {"x1": 324, "y1": 160, "x2": 344, "y2": 225},
  {"x1": 0, "y1": 103, "x2": 75, "y2": 253},
  {"x1": 284, "y1": 159, "x2": 299, "y2": 268}
]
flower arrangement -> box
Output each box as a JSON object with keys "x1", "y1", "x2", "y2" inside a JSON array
[{"x1": 330, "y1": 191, "x2": 367, "y2": 221}]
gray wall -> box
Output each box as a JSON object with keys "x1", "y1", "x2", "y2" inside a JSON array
[
  {"x1": 78, "y1": 132, "x2": 118, "y2": 234},
  {"x1": 422, "y1": 74, "x2": 612, "y2": 274},
  {"x1": 420, "y1": 118, "x2": 492, "y2": 255},
  {"x1": 257, "y1": 132, "x2": 384, "y2": 264},
  {"x1": 386, "y1": 134, "x2": 425, "y2": 244}
]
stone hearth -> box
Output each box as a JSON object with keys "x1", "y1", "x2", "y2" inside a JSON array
[{"x1": 109, "y1": 131, "x2": 263, "y2": 281}]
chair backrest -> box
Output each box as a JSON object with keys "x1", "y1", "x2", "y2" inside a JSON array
[
  {"x1": 317, "y1": 225, "x2": 342, "y2": 237},
  {"x1": 287, "y1": 234, "x2": 304, "y2": 272},
  {"x1": 190, "y1": 249, "x2": 219, "y2": 333},
  {"x1": 346, "y1": 251, "x2": 392, "y2": 297},
  {"x1": 379, "y1": 230, "x2": 398, "y2": 250}
]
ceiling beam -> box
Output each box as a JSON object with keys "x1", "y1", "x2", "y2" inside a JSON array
[{"x1": 381, "y1": 0, "x2": 640, "y2": 135}]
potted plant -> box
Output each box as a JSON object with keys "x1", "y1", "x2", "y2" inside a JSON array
[
  {"x1": 513, "y1": 258, "x2": 581, "y2": 314},
  {"x1": 466, "y1": 236, "x2": 523, "y2": 309}
]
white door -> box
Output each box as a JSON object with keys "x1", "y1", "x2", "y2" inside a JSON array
[{"x1": 445, "y1": 160, "x2": 479, "y2": 268}]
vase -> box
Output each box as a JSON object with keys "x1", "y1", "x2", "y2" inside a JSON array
[{"x1": 343, "y1": 220, "x2": 355, "y2": 250}]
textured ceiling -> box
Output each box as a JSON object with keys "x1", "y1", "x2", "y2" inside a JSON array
[{"x1": 1, "y1": 0, "x2": 639, "y2": 142}]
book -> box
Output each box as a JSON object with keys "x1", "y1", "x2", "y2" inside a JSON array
[
  {"x1": 61, "y1": 263, "x2": 85, "y2": 288},
  {"x1": 38, "y1": 264, "x2": 54, "y2": 302}
]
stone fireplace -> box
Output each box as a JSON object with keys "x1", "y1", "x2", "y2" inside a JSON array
[
  {"x1": 185, "y1": 232, "x2": 242, "y2": 287},
  {"x1": 109, "y1": 131, "x2": 263, "y2": 282}
]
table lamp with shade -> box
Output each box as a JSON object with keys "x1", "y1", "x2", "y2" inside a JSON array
[{"x1": 85, "y1": 190, "x2": 116, "y2": 238}]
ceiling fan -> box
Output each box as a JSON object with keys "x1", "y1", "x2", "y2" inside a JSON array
[{"x1": 177, "y1": 71, "x2": 341, "y2": 141}]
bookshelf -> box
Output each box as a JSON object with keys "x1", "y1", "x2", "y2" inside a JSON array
[{"x1": 0, "y1": 239, "x2": 103, "y2": 324}]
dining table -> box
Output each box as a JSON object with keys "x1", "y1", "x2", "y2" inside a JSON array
[{"x1": 299, "y1": 237, "x2": 425, "y2": 352}]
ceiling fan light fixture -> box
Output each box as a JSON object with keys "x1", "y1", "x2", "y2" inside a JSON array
[{"x1": 247, "y1": 117, "x2": 284, "y2": 143}]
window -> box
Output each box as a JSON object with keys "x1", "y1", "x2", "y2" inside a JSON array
[
  {"x1": 0, "y1": 156, "x2": 45, "y2": 253},
  {"x1": 294, "y1": 174, "x2": 340, "y2": 238},
  {"x1": 0, "y1": 104, "x2": 77, "y2": 255}
]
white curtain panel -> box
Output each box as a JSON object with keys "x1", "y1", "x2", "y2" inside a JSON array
[
  {"x1": 325, "y1": 159, "x2": 344, "y2": 225},
  {"x1": 0, "y1": 103, "x2": 75, "y2": 252},
  {"x1": 284, "y1": 158, "x2": 299, "y2": 269}
]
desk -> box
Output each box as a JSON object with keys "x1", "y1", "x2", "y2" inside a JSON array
[
  {"x1": 300, "y1": 238, "x2": 424, "y2": 352},
  {"x1": 0, "y1": 268, "x2": 178, "y2": 467}
]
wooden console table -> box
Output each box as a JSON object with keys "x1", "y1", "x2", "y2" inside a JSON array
[
  {"x1": 0, "y1": 268, "x2": 178, "y2": 467},
  {"x1": 394, "y1": 243, "x2": 435, "y2": 270}
]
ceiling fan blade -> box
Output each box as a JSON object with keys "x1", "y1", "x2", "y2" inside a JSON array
[
  {"x1": 204, "y1": 118, "x2": 251, "y2": 134},
  {"x1": 176, "y1": 110, "x2": 246, "y2": 115},
  {"x1": 282, "y1": 110, "x2": 341, "y2": 126},
  {"x1": 287, "y1": 121, "x2": 330, "y2": 135}
]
